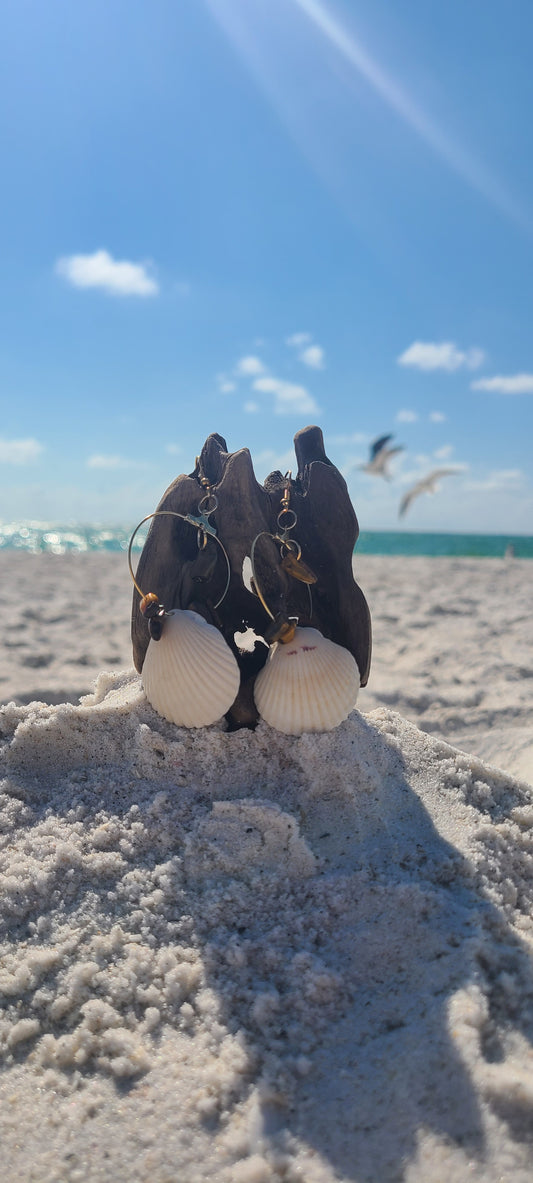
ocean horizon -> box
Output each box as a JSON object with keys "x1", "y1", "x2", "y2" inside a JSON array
[{"x1": 1, "y1": 521, "x2": 532, "y2": 559}]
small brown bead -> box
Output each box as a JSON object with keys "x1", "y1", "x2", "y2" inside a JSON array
[
  {"x1": 264, "y1": 614, "x2": 297, "y2": 645},
  {"x1": 140, "y1": 592, "x2": 161, "y2": 618},
  {"x1": 278, "y1": 619, "x2": 297, "y2": 644}
]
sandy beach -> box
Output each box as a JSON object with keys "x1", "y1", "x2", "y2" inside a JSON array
[
  {"x1": 1, "y1": 552, "x2": 533, "y2": 1181},
  {"x1": 2, "y1": 552, "x2": 531, "y2": 783}
]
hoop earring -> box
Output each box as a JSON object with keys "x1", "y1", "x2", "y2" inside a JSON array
[
  {"x1": 250, "y1": 476, "x2": 360, "y2": 735},
  {"x1": 128, "y1": 491, "x2": 239, "y2": 729},
  {"x1": 250, "y1": 476, "x2": 315, "y2": 642}
]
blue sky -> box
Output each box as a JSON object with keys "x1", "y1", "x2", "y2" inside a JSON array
[{"x1": 1, "y1": 0, "x2": 532, "y2": 532}]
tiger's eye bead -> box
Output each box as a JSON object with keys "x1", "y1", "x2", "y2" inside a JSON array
[
  {"x1": 278, "y1": 619, "x2": 297, "y2": 644},
  {"x1": 264, "y1": 614, "x2": 298, "y2": 645},
  {"x1": 140, "y1": 592, "x2": 162, "y2": 618}
]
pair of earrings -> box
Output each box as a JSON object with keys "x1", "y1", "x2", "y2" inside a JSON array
[{"x1": 128, "y1": 477, "x2": 359, "y2": 734}]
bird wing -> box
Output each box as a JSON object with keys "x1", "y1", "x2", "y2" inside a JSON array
[
  {"x1": 420, "y1": 467, "x2": 459, "y2": 494},
  {"x1": 398, "y1": 468, "x2": 458, "y2": 518},
  {"x1": 398, "y1": 482, "x2": 423, "y2": 518},
  {"x1": 370, "y1": 434, "x2": 393, "y2": 461},
  {"x1": 426, "y1": 467, "x2": 458, "y2": 482}
]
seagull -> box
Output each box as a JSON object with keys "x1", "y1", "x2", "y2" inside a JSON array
[
  {"x1": 360, "y1": 434, "x2": 404, "y2": 479},
  {"x1": 399, "y1": 468, "x2": 458, "y2": 519}
]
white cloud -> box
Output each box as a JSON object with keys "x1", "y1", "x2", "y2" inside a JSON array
[
  {"x1": 253, "y1": 375, "x2": 319, "y2": 415},
  {"x1": 465, "y1": 468, "x2": 524, "y2": 492},
  {"x1": 86, "y1": 454, "x2": 142, "y2": 470},
  {"x1": 471, "y1": 373, "x2": 533, "y2": 394},
  {"x1": 286, "y1": 333, "x2": 326, "y2": 369},
  {"x1": 398, "y1": 341, "x2": 485, "y2": 372},
  {"x1": 244, "y1": 401, "x2": 260, "y2": 413},
  {"x1": 396, "y1": 409, "x2": 418, "y2": 423},
  {"x1": 408, "y1": 453, "x2": 431, "y2": 473},
  {"x1": 216, "y1": 372, "x2": 237, "y2": 393},
  {"x1": 253, "y1": 447, "x2": 295, "y2": 481},
  {"x1": 429, "y1": 411, "x2": 447, "y2": 422},
  {"x1": 299, "y1": 344, "x2": 325, "y2": 369},
  {"x1": 56, "y1": 249, "x2": 158, "y2": 296},
  {"x1": 434, "y1": 444, "x2": 454, "y2": 460},
  {"x1": 0, "y1": 437, "x2": 44, "y2": 464},
  {"x1": 165, "y1": 443, "x2": 182, "y2": 455},
  {"x1": 328, "y1": 432, "x2": 368, "y2": 445},
  {"x1": 235, "y1": 355, "x2": 265, "y2": 377}
]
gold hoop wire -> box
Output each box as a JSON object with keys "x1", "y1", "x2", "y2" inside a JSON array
[
  {"x1": 249, "y1": 531, "x2": 313, "y2": 623},
  {"x1": 249, "y1": 531, "x2": 276, "y2": 621},
  {"x1": 128, "y1": 510, "x2": 232, "y2": 611}
]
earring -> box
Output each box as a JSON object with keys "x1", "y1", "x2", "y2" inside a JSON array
[
  {"x1": 128, "y1": 482, "x2": 240, "y2": 728},
  {"x1": 250, "y1": 477, "x2": 359, "y2": 735}
]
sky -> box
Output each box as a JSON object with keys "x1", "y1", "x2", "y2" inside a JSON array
[{"x1": 1, "y1": 0, "x2": 533, "y2": 533}]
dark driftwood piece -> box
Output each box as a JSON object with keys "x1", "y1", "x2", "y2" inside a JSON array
[
  {"x1": 264, "y1": 425, "x2": 372, "y2": 687},
  {"x1": 131, "y1": 433, "x2": 287, "y2": 727},
  {"x1": 131, "y1": 425, "x2": 371, "y2": 729}
]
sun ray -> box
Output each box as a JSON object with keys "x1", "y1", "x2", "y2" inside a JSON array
[{"x1": 207, "y1": 0, "x2": 531, "y2": 233}]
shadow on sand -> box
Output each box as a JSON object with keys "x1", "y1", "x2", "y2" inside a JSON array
[{"x1": 2, "y1": 702, "x2": 533, "y2": 1181}]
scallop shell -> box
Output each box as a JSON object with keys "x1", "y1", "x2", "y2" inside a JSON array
[
  {"x1": 253, "y1": 626, "x2": 359, "y2": 735},
  {"x1": 141, "y1": 609, "x2": 240, "y2": 728}
]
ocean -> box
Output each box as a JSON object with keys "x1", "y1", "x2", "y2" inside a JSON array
[{"x1": 1, "y1": 521, "x2": 532, "y2": 559}]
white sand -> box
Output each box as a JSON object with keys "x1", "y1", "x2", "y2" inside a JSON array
[{"x1": 1, "y1": 552, "x2": 533, "y2": 1181}]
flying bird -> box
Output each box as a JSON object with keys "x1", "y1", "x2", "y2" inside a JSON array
[
  {"x1": 360, "y1": 434, "x2": 404, "y2": 479},
  {"x1": 399, "y1": 468, "x2": 458, "y2": 519}
]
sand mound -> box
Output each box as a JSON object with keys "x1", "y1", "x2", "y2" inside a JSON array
[
  {"x1": 2, "y1": 553, "x2": 532, "y2": 786},
  {"x1": 1, "y1": 672, "x2": 533, "y2": 1182}
]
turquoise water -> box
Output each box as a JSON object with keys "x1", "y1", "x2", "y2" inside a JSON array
[
  {"x1": 1, "y1": 521, "x2": 532, "y2": 558},
  {"x1": 356, "y1": 530, "x2": 533, "y2": 559},
  {"x1": 0, "y1": 523, "x2": 135, "y2": 554}
]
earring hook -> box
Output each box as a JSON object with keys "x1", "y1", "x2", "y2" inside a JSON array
[{"x1": 249, "y1": 478, "x2": 315, "y2": 627}]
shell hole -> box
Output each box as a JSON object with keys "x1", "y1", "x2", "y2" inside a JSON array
[
  {"x1": 242, "y1": 556, "x2": 253, "y2": 592},
  {"x1": 234, "y1": 627, "x2": 264, "y2": 652}
]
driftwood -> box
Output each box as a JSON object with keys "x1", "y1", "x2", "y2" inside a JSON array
[{"x1": 131, "y1": 425, "x2": 371, "y2": 729}]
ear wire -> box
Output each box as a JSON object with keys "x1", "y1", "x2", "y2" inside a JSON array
[{"x1": 249, "y1": 476, "x2": 315, "y2": 630}]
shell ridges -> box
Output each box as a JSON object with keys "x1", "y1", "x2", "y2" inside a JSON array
[
  {"x1": 253, "y1": 626, "x2": 359, "y2": 735},
  {"x1": 141, "y1": 609, "x2": 240, "y2": 728}
]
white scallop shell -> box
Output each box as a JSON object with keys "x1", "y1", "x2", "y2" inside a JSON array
[
  {"x1": 253, "y1": 626, "x2": 359, "y2": 735},
  {"x1": 141, "y1": 609, "x2": 240, "y2": 728}
]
